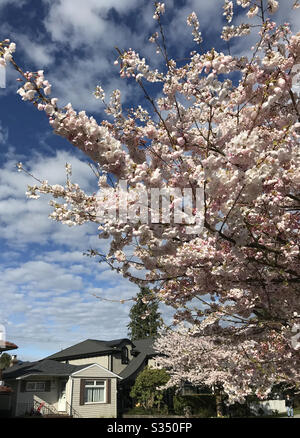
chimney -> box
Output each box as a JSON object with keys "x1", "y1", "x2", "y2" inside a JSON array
[{"x1": 9, "y1": 355, "x2": 18, "y2": 367}]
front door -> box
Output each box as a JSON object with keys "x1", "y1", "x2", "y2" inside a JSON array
[{"x1": 58, "y1": 379, "x2": 67, "y2": 412}]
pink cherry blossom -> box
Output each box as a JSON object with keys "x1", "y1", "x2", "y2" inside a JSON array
[{"x1": 5, "y1": 0, "x2": 300, "y2": 403}]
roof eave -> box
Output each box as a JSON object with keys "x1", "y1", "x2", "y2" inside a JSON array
[
  {"x1": 16, "y1": 373, "x2": 71, "y2": 380},
  {"x1": 45, "y1": 348, "x2": 123, "y2": 362}
]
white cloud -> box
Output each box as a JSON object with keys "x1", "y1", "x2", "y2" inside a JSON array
[
  {"x1": 17, "y1": 34, "x2": 55, "y2": 67},
  {"x1": 2, "y1": 260, "x2": 83, "y2": 291},
  {"x1": 0, "y1": 150, "x2": 99, "y2": 248},
  {"x1": 0, "y1": 148, "x2": 144, "y2": 360},
  {"x1": 42, "y1": 0, "x2": 140, "y2": 48},
  {"x1": 0, "y1": 256, "x2": 141, "y2": 360}
]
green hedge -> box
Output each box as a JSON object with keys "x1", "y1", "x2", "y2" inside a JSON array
[{"x1": 173, "y1": 394, "x2": 216, "y2": 417}]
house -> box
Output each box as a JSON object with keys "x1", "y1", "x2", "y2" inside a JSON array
[
  {"x1": 3, "y1": 337, "x2": 158, "y2": 418},
  {"x1": 0, "y1": 340, "x2": 18, "y2": 417}
]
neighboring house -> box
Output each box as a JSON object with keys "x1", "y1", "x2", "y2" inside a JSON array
[
  {"x1": 3, "y1": 337, "x2": 158, "y2": 418},
  {"x1": 0, "y1": 341, "x2": 18, "y2": 418}
]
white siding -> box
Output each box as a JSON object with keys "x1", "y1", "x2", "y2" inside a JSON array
[
  {"x1": 15, "y1": 377, "x2": 59, "y2": 416},
  {"x1": 70, "y1": 364, "x2": 120, "y2": 418},
  {"x1": 72, "y1": 364, "x2": 118, "y2": 379}
]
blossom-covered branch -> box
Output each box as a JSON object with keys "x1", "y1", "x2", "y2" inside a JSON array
[{"x1": 2, "y1": 0, "x2": 300, "y2": 402}]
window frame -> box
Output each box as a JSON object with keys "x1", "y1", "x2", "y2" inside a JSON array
[
  {"x1": 121, "y1": 346, "x2": 129, "y2": 364},
  {"x1": 25, "y1": 381, "x2": 46, "y2": 392},
  {"x1": 84, "y1": 379, "x2": 106, "y2": 404}
]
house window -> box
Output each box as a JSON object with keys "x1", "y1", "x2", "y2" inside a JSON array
[
  {"x1": 121, "y1": 346, "x2": 129, "y2": 364},
  {"x1": 84, "y1": 380, "x2": 106, "y2": 404},
  {"x1": 25, "y1": 381, "x2": 46, "y2": 392}
]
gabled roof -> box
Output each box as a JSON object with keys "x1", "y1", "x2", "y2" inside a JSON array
[
  {"x1": 44, "y1": 338, "x2": 133, "y2": 361},
  {"x1": 3, "y1": 337, "x2": 160, "y2": 382},
  {"x1": 3, "y1": 359, "x2": 88, "y2": 380},
  {"x1": 120, "y1": 338, "x2": 159, "y2": 381},
  {"x1": 71, "y1": 363, "x2": 122, "y2": 379},
  {"x1": 131, "y1": 338, "x2": 158, "y2": 357}
]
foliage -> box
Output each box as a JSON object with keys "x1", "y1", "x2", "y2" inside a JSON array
[
  {"x1": 173, "y1": 394, "x2": 216, "y2": 417},
  {"x1": 0, "y1": 353, "x2": 11, "y2": 370},
  {"x1": 127, "y1": 286, "x2": 163, "y2": 340},
  {"x1": 129, "y1": 366, "x2": 170, "y2": 411}
]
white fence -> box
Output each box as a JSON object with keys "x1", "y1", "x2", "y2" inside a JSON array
[{"x1": 250, "y1": 400, "x2": 286, "y2": 415}]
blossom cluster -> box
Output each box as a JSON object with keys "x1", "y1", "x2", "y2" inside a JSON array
[
  {"x1": 154, "y1": 323, "x2": 300, "y2": 404},
  {"x1": 0, "y1": 39, "x2": 16, "y2": 66},
  {"x1": 153, "y1": 2, "x2": 165, "y2": 20},
  {"x1": 187, "y1": 12, "x2": 203, "y2": 45},
  {"x1": 223, "y1": 0, "x2": 234, "y2": 23},
  {"x1": 6, "y1": 0, "x2": 300, "y2": 402}
]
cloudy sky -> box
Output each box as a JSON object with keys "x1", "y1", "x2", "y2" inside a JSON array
[{"x1": 0, "y1": 0, "x2": 299, "y2": 361}]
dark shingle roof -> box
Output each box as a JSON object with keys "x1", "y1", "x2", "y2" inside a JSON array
[
  {"x1": 131, "y1": 338, "x2": 158, "y2": 356},
  {"x1": 120, "y1": 338, "x2": 159, "y2": 380},
  {"x1": 43, "y1": 338, "x2": 133, "y2": 361},
  {"x1": 3, "y1": 359, "x2": 88, "y2": 380},
  {"x1": 3, "y1": 338, "x2": 159, "y2": 382}
]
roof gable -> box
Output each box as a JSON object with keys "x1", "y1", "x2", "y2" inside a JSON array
[
  {"x1": 71, "y1": 363, "x2": 122, "y2": 379},
  {"x1": 43, "y1": 338, "x2": 133, "y2": 361},
  {"x1": 131, "y1": 338, "x2": 158, "y2": 356},
  {"x1": 120, "y1": 338, "x2": 159, "y2": 380}
]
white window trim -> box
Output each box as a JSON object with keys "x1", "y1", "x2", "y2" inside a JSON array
[
  {"x1": 84, "y1": 379, "x2": 106, "y2": 404},
  {"x1": 25, "y1": 381, "x2": 46, "y2": 392}
]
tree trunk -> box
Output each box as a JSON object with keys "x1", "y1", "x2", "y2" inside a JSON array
[{"x1": 214, "y1": 386, "x2": 224, "y2": 417}]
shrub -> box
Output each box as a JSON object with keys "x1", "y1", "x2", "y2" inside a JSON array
[
  {"x1": 173, "y1": 394, "x2": 216, "y2": 417},
  {"x1": 130, "y1": 367, "x2": 170, "y2": 411}
]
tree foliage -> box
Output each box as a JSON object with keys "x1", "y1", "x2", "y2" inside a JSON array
[
  {"x1": 0, "y1": 353, "x2": 11, "y2": 370},
  {"x1": 129, "y1": 366, "x2": 170, "y2": 411},
  {"x1": 127, "y1": 287, "x2": 163, "y2": 340}
]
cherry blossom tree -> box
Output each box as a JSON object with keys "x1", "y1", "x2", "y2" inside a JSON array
[{"x1": 1, "y1": 0, "x2": 300, "y2": 403}]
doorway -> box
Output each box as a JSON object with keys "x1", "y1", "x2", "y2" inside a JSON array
[{"x1": 58, "y1": 379, "x2": 67, "y2": 412}]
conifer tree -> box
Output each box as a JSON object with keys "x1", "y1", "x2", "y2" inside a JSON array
[{"x1": 127, "y1": 287, "x2": 162, "y2": 340}]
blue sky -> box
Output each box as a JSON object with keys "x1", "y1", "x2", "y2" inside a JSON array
[{"x1": 0, "y1": 0, "x2": 299, "y2": 361}]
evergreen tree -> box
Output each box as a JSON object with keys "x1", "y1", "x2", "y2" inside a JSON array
[
  {"x1": 127, "y1": 287, "x2": 162, "y2": 340},
  {"x1": 0, "y1": 353, "x2": 11, "y2": 370}
]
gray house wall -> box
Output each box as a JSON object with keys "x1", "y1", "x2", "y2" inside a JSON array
[
  {"x1": 71, "y1": 377, "x2": 117, "y2": 418},
  {"x1": 67, "y1": 355, "x2": 109, "y2": 369},
  {"x1": 71, "y1": 364, "x2": 120, "y2": 418},
  {"x1": 63, "y1": 341, "x2": 135, "y2": 375},
  {"x1": 13, "y1": 376, "x2": 60, "y2": 416}
]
